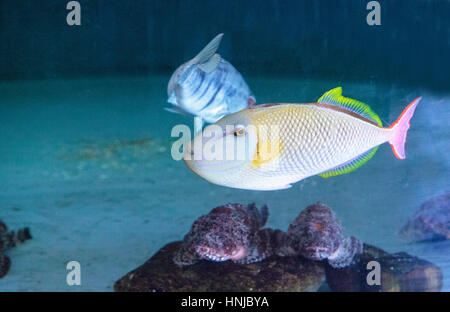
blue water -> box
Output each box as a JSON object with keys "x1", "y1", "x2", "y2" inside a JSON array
[{"x1": 0, "y1": 75, "x2": 448, "y2": 291}]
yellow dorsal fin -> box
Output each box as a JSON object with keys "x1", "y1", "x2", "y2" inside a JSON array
[{"x1": 318, "y1": 87, "x2": 382, "y2": 127}]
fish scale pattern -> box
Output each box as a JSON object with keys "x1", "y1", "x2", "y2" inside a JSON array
[{"x1": 240, "y1": 104, "x2": 389, "y2": 188}]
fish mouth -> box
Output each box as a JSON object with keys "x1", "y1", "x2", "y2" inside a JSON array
[
  {"x1": 229, "y1": 247, "x2": 246, "y2": 261},
  {"x1": 183, "y1": 130, "x2": 248, "y2": 171},
  {"x1": 195, "y1": 245, "x2": 243, "y2": 262},
  {"x1": 303, "y1": 246, "x2": 330, "y2": 260}
]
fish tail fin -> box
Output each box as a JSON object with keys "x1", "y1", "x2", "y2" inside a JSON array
[{"x1": 387, "y1": 97, "x2": 421, "y2": 159}]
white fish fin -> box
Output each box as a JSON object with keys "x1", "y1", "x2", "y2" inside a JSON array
[
  {"x1": 197, "y1": 53, "x2": 221, "y2": 73},
  {"x1": 164, "y1": 106, "x2": 190, "y2": 116},
  {"x1": 319, "y1": 146, "x2": 379, "y2": 178},
  {"x1": 194, "y1": 33, "x2": 224, "y2": 64}
]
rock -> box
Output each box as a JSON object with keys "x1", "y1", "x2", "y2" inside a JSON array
[
  {"x1": 399, "y1": 192, "x2": 450, "y2": 242},
  {"x1": 325, "y1": 244, "x2": 443, "y2": 292},
  {"x1": 0, "y1": 221, "x2": 32, "y2": 279},
  {"x1": 114, "y1": 241, "x2": 324, "y2": 292},
  {"x1": 0, "y1": 255, "x2": 11, "y2": 279}
]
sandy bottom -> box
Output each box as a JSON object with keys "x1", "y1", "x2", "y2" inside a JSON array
[{"x1": 0, "y1": 75, "x2": 449, "y2": 291}]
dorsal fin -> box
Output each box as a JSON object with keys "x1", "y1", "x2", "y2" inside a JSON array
[
  {"x1": 317, "y1": 87, "x2": 382, "y2": 127},
  {"x1": 244, "y1": 203, "x2": 269, "y2": 227},
  {"x1": 193, "y1": 33, "x2": 223, "y2": 64},
  {"x1": 258, "y1": 205, "x2": 269, "y2": 227},
  {"x1": 319, "y1": 146, "x2": 379, "y2": 178},
  {"x1": 197, "y1": 53, "x2": 221, "y2": 73}
]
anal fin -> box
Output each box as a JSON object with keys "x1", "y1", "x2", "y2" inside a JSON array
[{"x1": 319, "y1": 146, "x2": 379, "y2": 178}]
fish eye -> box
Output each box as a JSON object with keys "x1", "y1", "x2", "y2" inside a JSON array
[{"x1": 234, "y1": 127, "x2": 246, "y2": 137}]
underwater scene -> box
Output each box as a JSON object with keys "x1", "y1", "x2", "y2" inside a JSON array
[{"x1": 0, "y1": 0, "x2": 449, "y2": 292}]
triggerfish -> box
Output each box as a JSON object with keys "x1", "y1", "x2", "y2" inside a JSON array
[
  {"x1": 166, "y1": 33, "x2": 255, "y2": 128},
  {"x1": 184, "y1": 87, "x2": 421, "y2": 191}
]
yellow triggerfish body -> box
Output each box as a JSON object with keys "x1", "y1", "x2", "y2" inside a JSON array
[{"x1": 184, "y1": 87, "x2": 421, "y2": 191}]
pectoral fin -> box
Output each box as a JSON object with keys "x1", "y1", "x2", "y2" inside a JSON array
[
  {"x1": 172, "y1": 245, "x2": 199, "y2": 266},
  {"x1": 251, "y1": 139, "x2": 284, "y2": 167},
  {"x1": 327, "y1": 236, "x2": 363, "y2": 268},
  {"x1": 233, "y1": 229, "x2": 281, "y2": 264}
]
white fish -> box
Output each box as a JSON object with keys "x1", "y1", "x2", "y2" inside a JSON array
[
  {"x1": 184, "y1": 87, "x2": 421, "y2": 191},
  {"x1": 166, "y1": 33, "x2": 255, "y2": 127}
]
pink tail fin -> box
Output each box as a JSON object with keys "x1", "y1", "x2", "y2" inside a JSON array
[{"x1": 388, "y1": 97, "x2": 421, "y2": 159}]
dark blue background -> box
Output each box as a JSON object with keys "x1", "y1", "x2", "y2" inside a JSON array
[{"x1": 0, "y1": 0, "x2": 449, "y2": 91}]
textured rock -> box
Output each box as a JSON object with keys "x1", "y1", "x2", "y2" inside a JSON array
[
  {"x1": 0, "y1": 255, "x2": 11, "y2": 279},
  {"x1": 114, "y1": 241, "x2": 324, "y2": 292},
  {"x1": 399, "y1": 192, "x2": 450, "y2": 242},
  {"x1": 325, "y1": 244, "x2": 443, "y2": 292},
  {"x1": 0, "y1": 220, "x2": 32, "y2": 279}
]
